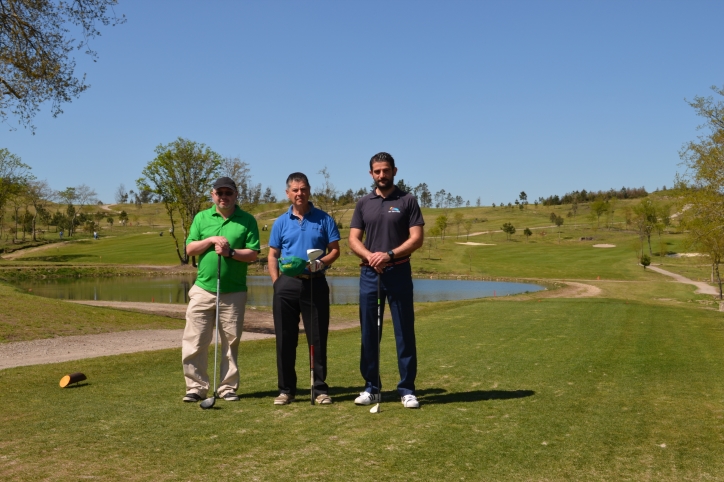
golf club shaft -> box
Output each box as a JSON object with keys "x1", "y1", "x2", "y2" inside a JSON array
[
  {"x1": 213, "y1": 254, "x2": 221, "y2": 398},
  {"x1": 377, "y1": 272, "x2": 381, "y2": 403},
  {"x1": 310, "y1": 277, "x2": 315, "y2": 405}
]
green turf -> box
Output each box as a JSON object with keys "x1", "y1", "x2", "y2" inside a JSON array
[
  {"x1": 2, "y1": 298, "x2": 724, "y2": 480},
  {"x1": 0, "y1": 283, "x2": 183, "y2": 342}
]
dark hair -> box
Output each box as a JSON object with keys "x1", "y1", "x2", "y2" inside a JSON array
[
  {"x1": 369, "y1": 152, "x2": 395, "y2": 170},
  {"x1": 286, "y1": 172, "x2": 310, "y2": 189}
]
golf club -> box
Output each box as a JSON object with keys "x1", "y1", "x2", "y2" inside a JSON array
[
  {"x1": 306, "y1": 248, "x2": 324, "y2": 405},
  {"x1": 200, "y1": 254, "x2": 222, "y2": 410},
  {"x1": 370, "y1": 273, "x2": 382, "y2": 414}
]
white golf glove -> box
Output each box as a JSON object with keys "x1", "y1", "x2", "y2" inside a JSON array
[{"x1": 309, "y1": 259, "x2": 325, "y2": 272}]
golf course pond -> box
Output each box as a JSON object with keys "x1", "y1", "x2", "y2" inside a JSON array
[{"x1": 15, "y1": 276, "x2": 544, "y2": 306}]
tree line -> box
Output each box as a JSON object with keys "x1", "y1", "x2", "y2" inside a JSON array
[{"x1": 537, "y1": 186, "x2": 649, "y2": 206}]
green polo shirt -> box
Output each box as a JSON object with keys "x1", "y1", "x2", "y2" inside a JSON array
[{"x1": 186, "y1": 205, "x2": 260, "y2": 293}]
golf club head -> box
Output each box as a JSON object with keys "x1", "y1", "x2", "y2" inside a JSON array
[
  {"x1": 306, "y1": 248, "x2": 324, "y2": 262},
  {"x1": 199, "y1": 394, "x2": 216, "y2": 410},
  {"x1": 370, "y1": 403, "x2": 381, "y2": 414}
]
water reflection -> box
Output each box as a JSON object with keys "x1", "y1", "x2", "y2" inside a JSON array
[{"x1": 17, "y1": 275, "x2": 543, "y2": 306}]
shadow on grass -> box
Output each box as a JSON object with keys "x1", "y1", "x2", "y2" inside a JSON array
[
  {"x1": 239, "y1": 387, "x2": 534, "y2": 404},
  {"x1": 421, "y1": 389, "x2": 535, "y2": 404},
  {"x1": 18, "y1": 254, "x2": 96, "y2": 262}
]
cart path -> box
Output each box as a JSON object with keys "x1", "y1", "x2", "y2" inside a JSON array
[
  {"x1": 647, "y1": 265, "x2": 719, "y2": 295},
  {"x1": 0, "y1": 302, "x2": 358, "y2": 370}
]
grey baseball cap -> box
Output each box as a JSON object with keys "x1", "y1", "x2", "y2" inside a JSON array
[{"x1": 213, "y1": 177, "x2": 237, "y2": 191}]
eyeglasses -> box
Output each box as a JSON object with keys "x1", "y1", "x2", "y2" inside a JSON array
[{"x1": 214, "y1": 190, "x2": 235, "y2": 197}]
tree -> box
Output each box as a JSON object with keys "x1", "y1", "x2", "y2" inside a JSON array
[
  {"x1": 523, "y1": 227, "x2": 532, "y2": 241},
  {"x1": 463, "y1": 219, "x2": 473, "y2": 240},
  {"x1": 138, "y1": 138, "x2": 222, "y2": 264},
  {"x1": 453, "y1": 212, "x2": 464, "y2": 238},
  {"x1": 64, "y1": 203, "x2": 78, "y2": 236},
  {"x1": 640, "y1": 253, "x2": 651, "y2": 270},
  {"x1": 262, "y1": 186, "x2": 277, "y2": 204},
  {"x1": 0, "y1": 0, "x2": 125, "y2": 131},
  {"x1": 0, "y1": 148, "x2": 33, "y2": 235},
  {"x1": 74, "y1": 184, "x2": 98, "y2": 213},
  {"x1": 27, "y1": 179, "x2": 52, "y2": 241},
  {"x1": 676, "y1": 84, "x2": 724, "y2": 297},
  {"x1": 413, "y1": 183, "x2": 432, "y2": 208},
  {"x1": 106, "y1": 216, "x2": 113, "y2": 229},
  {"x1": 314, "y1": 167, "x2": 348, "y2": 228},
  {"x1": 554, "y1": 215, "x2": 564, "y2": 243},
  {"x1": 476, "y1": 197, "x2": 481, "y2": 207},
  {"x1": 115, "y1": 183, "x2": 128, "y2": 204},
  {"x1": 56, "y1": 187, "x2": 76, "y2": 207},
  {"x1": 519, "y1": 191, "x2": 527, "y2": 203},
  {"x1": 426, "y1": 226, "x2": 440, "y2": 259},
  {"x1": 435, "y1": 215, "x2": 448, "y2": 241},
  {"x1": 118, "y1": 210, "x2": 128, "y2": 226},
  {"x1": 434, "y1": 189, "x2": 446, "y2": 209},
  {"x1": 589, "y1": 197, "x2": 609, "y2": 227},
  {"x1": 396, "y1": 179, "x2": 412, "y2": 193},
  {"x1": 501, "y1": 222, "x2": 515, "y2": 240},
  {"x1": 633, "y1": 199, "x2": 657, "y2": 256}
]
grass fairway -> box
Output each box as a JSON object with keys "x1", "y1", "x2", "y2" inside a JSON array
[{"x1": 2, "y1": 298, "x2": 724, "y2": 480}]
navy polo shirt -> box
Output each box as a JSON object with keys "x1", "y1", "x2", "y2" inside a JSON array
[
  {"x1": 269, "y1": 202, "x2": 340, "y2": 273},
  {"x1": 350, "y1": 187, "x2": 425, "y2": 254}
]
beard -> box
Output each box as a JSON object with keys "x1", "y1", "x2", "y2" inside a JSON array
[{"x1": 375, "y1": 176, "x2": 395, "y2": 190}]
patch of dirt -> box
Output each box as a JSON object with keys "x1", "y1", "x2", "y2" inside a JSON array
[
  {"x1": 0, "y1": 300, "x2": 358, "y2": 370},
  {"x1": 1, "y1": 241, "x2": 72, "y2": 260},
  {"x1": 493, "y1": 280, "x2": 602, "y2": 302},
  {"x1": 593, "y1": 244, "x2": 616, "y2": 248}
]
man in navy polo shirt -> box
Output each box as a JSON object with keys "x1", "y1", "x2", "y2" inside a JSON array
[
  {"x1": 349, "y1": 152, "x2": 425, "y2": 409},
  {"x1": 268, "y1": 172, "x2": 340, "y2": 405}
]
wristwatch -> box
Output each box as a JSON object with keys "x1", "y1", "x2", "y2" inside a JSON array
[
  {"x1": 387, "y1": 250, "x2": 395, "y2": 261},
  {"x1": 228, "y1": 249, "x2": 236, "y2": 258}
]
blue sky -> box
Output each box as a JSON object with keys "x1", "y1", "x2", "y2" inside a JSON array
[{"x1": 3, "y1": 0, "x2": 723, "y2": 205}]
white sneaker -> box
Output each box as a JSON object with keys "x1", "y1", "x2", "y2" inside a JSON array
[
  {"x1": 401, "y1": 394, "x2": 419, "y2": 408},
  {"x1": 354, "y1": 391, "x2": 381, "y2": 405}
]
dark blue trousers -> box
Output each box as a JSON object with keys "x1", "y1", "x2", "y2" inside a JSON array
[{"x1": 359, "y1": 262, "x2": 417, "y2": 397}]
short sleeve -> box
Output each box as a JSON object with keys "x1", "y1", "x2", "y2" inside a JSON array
[
  {"x1": 268, "y1": 218, "x2": 282, "y2": 249},
  {"x1": 186, "y1": 215, "x2": 202, "y2": 245},
  {"x1": 244, "y1": 215, "x2": 261, "y2": 251},
  {"x1": 325, "y1": 215, "x2": 341, "y2": 244},
  {"x1": 407, "y1": 198, "x2": 425, "y2": 227},
  {"x1": 350, "y1": 200, "x2": 364, "y2": 230}
]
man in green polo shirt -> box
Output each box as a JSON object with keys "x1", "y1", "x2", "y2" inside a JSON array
[{"x1": 182, "y1": 177, "x2": 261, "y2": 403}]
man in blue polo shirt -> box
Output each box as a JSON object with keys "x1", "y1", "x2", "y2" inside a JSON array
[
  {"x1": 268, "y1": 172, "x2": 340, "y2": 405},
  {"x1": 349, "y1": 152, "x2": 425, "y2": 409}
]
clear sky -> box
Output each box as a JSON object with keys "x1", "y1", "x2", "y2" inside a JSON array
[{"x1": 3, "y1": 0, "x2": 723, "y2": 205}]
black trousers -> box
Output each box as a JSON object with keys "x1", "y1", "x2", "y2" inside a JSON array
[{"x1": 272, "y1": 274, "x2": 330, "y2": 397}]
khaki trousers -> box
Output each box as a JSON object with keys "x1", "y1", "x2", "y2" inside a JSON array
[{"x1": 182, "y1": 284, "x2": 247, "y2": 398}]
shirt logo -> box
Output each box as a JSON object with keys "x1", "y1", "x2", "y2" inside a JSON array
[{"x1": 388, "y1": 207, "x2": 401, "y2": 213}]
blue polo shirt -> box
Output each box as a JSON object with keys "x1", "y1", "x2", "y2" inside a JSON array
[{"x1": 269, "y1": 202, "x2": 340, "y2": 274}]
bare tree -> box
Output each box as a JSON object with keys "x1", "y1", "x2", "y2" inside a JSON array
[
  {"x1": 74, "y1": 184, "x2": 98, "y2": 213},
  {"x1": 115, "y1": 183, "x2": 128, "y2": 204},
  {"x1": 313, "y1": 167, "x2": 348, "y2": 227}
]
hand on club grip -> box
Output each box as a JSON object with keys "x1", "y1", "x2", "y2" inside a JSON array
[{"x1": 309, "y1": 259, "x2": 325, "y2": 272}]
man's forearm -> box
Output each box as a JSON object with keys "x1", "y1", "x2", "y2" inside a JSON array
[
  {"x1": 231, "y1": 249, "x2": 258, "y2": 263},
  {"x1": 348, "y1": 234, "x2": 371, "y2": 262}
]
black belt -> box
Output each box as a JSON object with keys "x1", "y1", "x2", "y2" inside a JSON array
[
  {"x1": 293, "y1": 272, "x2": 326, "y2": 280},
  {"x1": 360, "y1": 257, "x2": 410, "y2": 268}
]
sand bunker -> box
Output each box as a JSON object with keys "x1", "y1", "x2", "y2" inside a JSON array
[
  {"x1": 592, "y1": 244, "x2": 616, "y2": 248},
  {"x1": 455, "y1": 242, "x2": 496, "y2": 246}
]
